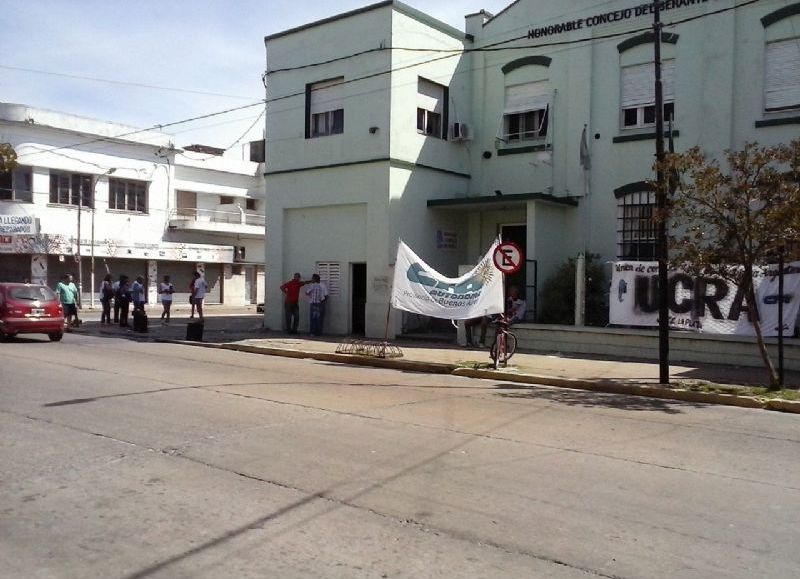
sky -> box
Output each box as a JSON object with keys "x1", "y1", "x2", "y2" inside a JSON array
[{"x1": 1, "y1": 0, "x2": 513, "y2": 154}]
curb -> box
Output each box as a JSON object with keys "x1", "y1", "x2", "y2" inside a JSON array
[{"x1": 160, "y1": 339, "x2": 800, "y2": 415}]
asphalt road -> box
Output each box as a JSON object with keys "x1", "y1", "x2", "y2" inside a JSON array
[{"x1": 1, "y1": 333, "x2": 799, "y2": 579}]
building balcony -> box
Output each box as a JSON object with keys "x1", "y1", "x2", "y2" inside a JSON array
[{"x1": 168, "y1": 208, "x2": 265, "y2": 237}]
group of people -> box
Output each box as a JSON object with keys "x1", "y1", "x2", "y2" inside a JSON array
[
  {"x1": 96, "y1": 273, "x2": 147, "y2": 327},
  {"x1": 464, "y1": 285, "x2": 527, "y2": 347},
  {"x1": 280, "y1": 273, "x2": 329, "y2": 336},
  {"x1": 53, "y1": 271, "x2": 208, "y2": 329}
]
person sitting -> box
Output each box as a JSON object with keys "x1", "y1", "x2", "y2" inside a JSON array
[
  {"x1": 465, "y1": 316, "x2": 489, "y2": 347},
  {"x1": 506, "y1": 286, "x2": 527, "y2": 325}
]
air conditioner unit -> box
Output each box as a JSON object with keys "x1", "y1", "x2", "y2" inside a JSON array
[{"x1": 451, "y1": 122, "x2": 472, "y2": 141}]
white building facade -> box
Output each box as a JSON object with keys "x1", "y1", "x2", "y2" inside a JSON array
[
  {"x1": 263, "y1": 0, "x2": 799, "y2": 338},
  {"x1": 0, "y1": 103, "x2": 265, "y2": 305}
]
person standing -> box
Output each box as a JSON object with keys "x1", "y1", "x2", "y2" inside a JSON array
[
  {"x1": 188, "y1": 275, "x2": 197, "y2": 318},
  {"x1": 99, "y1": 273, "x2": 113, "y2": 324},
  {"x1": 112, "y1": 275, "x2": 124, "y2": 323},
  {"x1": 192, "y1": 271, "x2": 207, "y2": 321},
  {"x1": 159, "y1": 275, "x2": 174, "y2": 324},
  {"x1": 56, "y1": 274, "x2": 78, "y2": 328},
  {"x1": 116, "y1": 276, "x2": 132, "y2": 327},
  {"x1": 280, "y1": 273, "x2": 305, "y2": 334},
  {"x1": 131, "y1": 276, "x2": 145, "y2": 311},
  {"x1": 304, "y1": 273, "x2": 328, "y2": 336}
]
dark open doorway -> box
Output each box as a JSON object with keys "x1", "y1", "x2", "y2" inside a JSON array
[{"x1": 351, "y1": 263, "x2": 367, "y2": 335}]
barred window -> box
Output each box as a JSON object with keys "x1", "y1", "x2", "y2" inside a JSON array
[
  {"x1": 617, "y1": 190, "x2": 656, "y2": 260},
  {"x1": 109, "y1": 178, "x2": 147, "y2": 213},
  {"x1": 49, "y1": 171, "x2": 93, "y2": 207}
]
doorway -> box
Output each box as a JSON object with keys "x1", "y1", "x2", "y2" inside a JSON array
[{"x1": 351, "y1": 263, "x2": 367, "y2": 335}]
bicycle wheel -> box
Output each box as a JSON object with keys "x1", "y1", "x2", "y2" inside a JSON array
[
  {"x1": 504, "y1": 332, "x2": 517, "y2": 363},
  {"x1": 490, "y1": 332, "x2": 517, "y2": 366}
]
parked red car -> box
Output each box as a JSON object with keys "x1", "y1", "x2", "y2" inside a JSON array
[{"x1": 0, "y1": 283, "x2": 65, "y2": 341}]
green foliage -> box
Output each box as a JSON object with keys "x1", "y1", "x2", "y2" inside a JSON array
[
  {"x1": 0, "y1": 143, "x2": 17, "y2": 173},
  {"x1": 661, "y1": 139, "x2": 800, "y2": 389},
  {"x1": 539, "y1": 254, "x2": 608, "y2": 326}
]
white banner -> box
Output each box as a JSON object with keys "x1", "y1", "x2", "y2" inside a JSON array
[
  {"x1": 391, "y1": 240, "x2": 505, "y2": 320},
  {"x1": 610, "y1": 261, "x2": 800, "y2": 336}
]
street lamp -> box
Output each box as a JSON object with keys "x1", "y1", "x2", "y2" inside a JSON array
[{"x1": 89, "y1": 168, "x2": 116, "y2": 309}]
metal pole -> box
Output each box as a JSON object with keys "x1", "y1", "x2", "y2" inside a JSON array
[
  {"x1": 654, "y1": 1, "x2": 670, "y2": 384},
  {"x1": 778, "y1": 245, "x2": 785, "y2": 387},
  {"x1": 76, "y1": 183, "x2": 82, "y2": 303},
  {"x1": 90, "y1": 181, "x2": 96, "y2": 310}
]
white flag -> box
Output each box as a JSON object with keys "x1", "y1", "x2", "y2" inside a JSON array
[{"x1": 391, "y1": 240, "x2": 505, "y2": 320}]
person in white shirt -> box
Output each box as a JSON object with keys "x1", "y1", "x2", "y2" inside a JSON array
[
  {"x1": 159, "y1": 275, "x2": 174, "y2": 324},
  {"x1": 304, "y1": 274, "x2": 328, "y2": 336},
  {"x1": 507, "y1": 286, "x2": 527, "y2": 325},
  {"x1": 192, "y1": 271, "x2": 207, "y2": 321}
]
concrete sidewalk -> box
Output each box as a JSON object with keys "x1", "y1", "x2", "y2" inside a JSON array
[{"x1": 75, "y1": 307, "x2": 800, "y2": 413}]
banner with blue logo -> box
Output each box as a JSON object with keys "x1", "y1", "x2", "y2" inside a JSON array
[{"x1": 391, "y1": 239, "x2": 505, "y2": 320}]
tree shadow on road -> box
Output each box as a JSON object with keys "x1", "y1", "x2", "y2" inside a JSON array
[{"x1": 492, "y1": 383, "x2": 708, "y2": 414}]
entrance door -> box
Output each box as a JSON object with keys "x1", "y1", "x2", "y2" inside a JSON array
[
  {"x1": 351, "y1": 263, "x2": 367, "y2": 335},
  {"x1": 500, "y1": 224, "x2": 528, "y2": 313}
]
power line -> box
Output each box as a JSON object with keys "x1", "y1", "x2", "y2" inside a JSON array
[
  {"x1": 14, "y1": 0, "x2": 762, "y2": 161},
  {"x1": 0, "y1": 63, "x2": 262, "y2": 101}
]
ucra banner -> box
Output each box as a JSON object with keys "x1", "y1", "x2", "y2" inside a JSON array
[
  {"x1": 610, "y1": 261, "x2": 800, "y2": 336},
  {"x1": 391, "y1": 239, "x2": 505, "y2": 320}
]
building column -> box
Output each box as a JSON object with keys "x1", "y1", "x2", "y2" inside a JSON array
[{"x1": 147, "y1": 260, "x2": 158, "y2": 305}]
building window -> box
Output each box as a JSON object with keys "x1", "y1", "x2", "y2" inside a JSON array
[
  {"x1": 316, "y1": 261, "x2": 341, "y2": 296},
  {"x1": 621, "y1": 61, "x2": 675, "y2": 129},
  {"x1": 417, "y1": 78, "x2": 447, "y2": 139},
  {"x1": 109, "y1": 178, "x2": 147, "y2": 213},
  {"x1": 502, "y1": 81, "x2": 550, "y2": 142},
  {"x1": 249, "y1": 139, "x2": 265, "y2": 162},
  {"x1": 307, "y1": 77, "x2": 344, "y2": 138},
  {"x1": 49, "y1": 171, "x2": 93, "y2": 207},
  {"x1": 219, "y1": 195, "x2": 235, "y2": 205},
  {"x1": 765, "y1": 38, "x2": 800, "y2": 112},
  {"x1": 245, "y1": 198, "x2": 257, "y2": 211},
  {"x1": 617, "y1": 190, "x2": 657, "y2": 260},
  {"x1": 0, "y1": 166, "x2": 33, "y2": 202}
]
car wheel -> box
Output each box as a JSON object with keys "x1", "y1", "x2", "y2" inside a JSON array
[{"x1": 48, "y1": 332, "x2": 64, "y2": 342}]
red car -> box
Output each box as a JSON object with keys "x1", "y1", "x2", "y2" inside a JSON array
[{"x1": 0, "y1": 283, "x2": 65, "y2": 341}]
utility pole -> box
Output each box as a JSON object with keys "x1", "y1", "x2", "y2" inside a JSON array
[
  {"x1": 76, "y1": 181, "x2": 83, "y2": 303},
  {"x1": 653, "y1": 1, "x2": 670, "y2": 384}
]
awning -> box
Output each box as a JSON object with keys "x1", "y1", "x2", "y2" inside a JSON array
[{"x1": 427, "y1": 192, "x2": 578, "y2": 212}]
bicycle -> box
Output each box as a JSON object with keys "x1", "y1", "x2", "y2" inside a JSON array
[{"x1": 489, "y1": 315, "x2": 517, "y2": 369}]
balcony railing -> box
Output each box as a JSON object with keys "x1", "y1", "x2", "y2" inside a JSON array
[{"x1": 171, "y1": 207, "x2": 265, "y2": 227}]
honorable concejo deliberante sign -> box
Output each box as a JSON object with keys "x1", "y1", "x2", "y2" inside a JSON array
[
  {"x1": 391, "y1": 239, "x2": 505, "y2": 320},
  {"x1": 527, "y1": 0, "x2": 713, "y2": 39}
]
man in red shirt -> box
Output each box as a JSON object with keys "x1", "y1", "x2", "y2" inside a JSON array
[{"x1": 280, "y1": 272, "x2": 306, "y2": 334}]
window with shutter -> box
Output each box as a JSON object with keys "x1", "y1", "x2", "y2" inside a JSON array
[
  {"x1": 307, "y1": 77, "x2": 344, "y2": 138},
  {"x1": 316, "y1": 262, "x2": 341, "y2": 296},
  {"x1": 620, "y1": 61, "x2": 675, "y2": 129},
  {"x1": 417, "y1": 78, "x2": 447, "y2": 139},
  {"x1": 764, "y1": 39, "x2": 800, "y2": 112},
  {"x1": 501, "y1": 81, "x2": 550, "y2": 142}
]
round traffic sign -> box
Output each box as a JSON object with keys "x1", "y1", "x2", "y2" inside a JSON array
[{"x1": 493, "y1": 242, "x2": 523, "y2": 274}]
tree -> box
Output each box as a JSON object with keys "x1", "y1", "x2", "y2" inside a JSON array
[
  {"x1": 0, "y1": 143, "x2": 17, "y2": 173},
  {"x1": 662, "y1": 140, "x2": 800, "y2": 388},
  {"x1": 539, "y1": 254, "x2": 608, "y2": 327}
]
